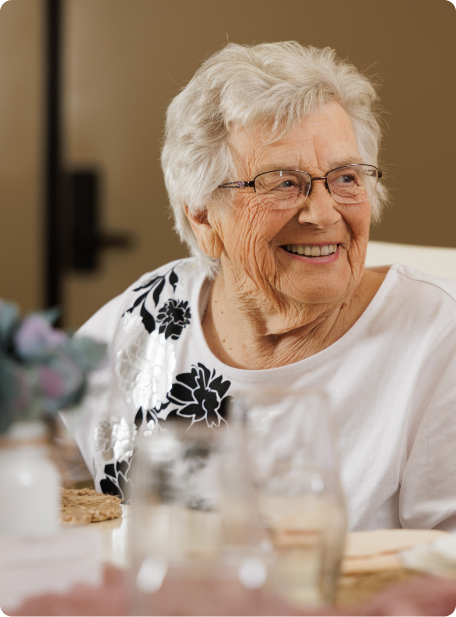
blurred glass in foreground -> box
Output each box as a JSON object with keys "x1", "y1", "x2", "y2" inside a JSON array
[
  {"x1": 236, "y1": 388, "x2": 347, "y2": 607},
  {"x1": 129, "y1": 415, "x2": 267, "y2": 616},
  {"x1": 128, "y1": 388, "x2": 346, "y2": 615}
]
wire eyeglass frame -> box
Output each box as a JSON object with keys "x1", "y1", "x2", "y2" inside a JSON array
[{"x1": 218, "y1": 163, "x2": 382, "y2": 209}]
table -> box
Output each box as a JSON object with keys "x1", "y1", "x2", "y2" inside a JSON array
[
  {"x1": 96, "y1": 509, "x2": 445, "y2": 609},
  {"x1": 2, "y1": 508, "x2": 452, "y2": 615}
]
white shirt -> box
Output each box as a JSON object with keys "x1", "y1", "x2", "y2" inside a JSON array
[{"x1": 63, "y1": 258, "x2": 456, "y2": 532}]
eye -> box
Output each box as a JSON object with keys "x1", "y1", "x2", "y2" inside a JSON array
[
  {"x1": 277, "y1": 179, "x2": 298, "y2": 189},
  {"x1": 272, "y1": 173, "x2": 305, "y2": 192},
  {"x1": 255, "y1": 170, "x2": 310, "y2": 200},
  {"x1": 334, "y1": 173, "x2": 357, "y2": 185}
]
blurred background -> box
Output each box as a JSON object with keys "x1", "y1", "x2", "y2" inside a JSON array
[{"x1": 0, "y1": 0, "x2": 455, "y2": 329}]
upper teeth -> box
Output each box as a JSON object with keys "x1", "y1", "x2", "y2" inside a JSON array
[{"x1": 285, "y1": 244, "x2": 337, "y2": 256}]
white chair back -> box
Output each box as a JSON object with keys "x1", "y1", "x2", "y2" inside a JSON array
[{"x1": 366, "y1": 241, "x2": 456, "y2": 280}]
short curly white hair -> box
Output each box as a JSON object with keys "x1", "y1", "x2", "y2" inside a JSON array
[{"x1": 161, "y1": 42, "x2": 388, "y2": 276}]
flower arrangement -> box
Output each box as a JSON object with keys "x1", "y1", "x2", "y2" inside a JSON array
[{"x1": 0, "y1": 300, "x2": 106, "y2": 435}]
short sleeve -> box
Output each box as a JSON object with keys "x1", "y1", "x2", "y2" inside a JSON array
[
  {"x1": 75, "y1": 294, "x2": 125, "y2": 345},
  {"x1": 59, "y1": 294, "x2": 124, "y2": 473}
]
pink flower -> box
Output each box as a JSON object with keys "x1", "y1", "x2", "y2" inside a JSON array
[
  {"x1": 14, "y1": 315, "x2": 67, "y2": 360},
  {"x1": 10, "y1": 365, "x2": 33, "y2": 413},
  {"x1": 37, "y1": 365, "x2": 66, "y2": 399}
]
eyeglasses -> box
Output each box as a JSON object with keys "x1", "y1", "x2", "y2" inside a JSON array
[{"x1": 218, "y1": 164, "x2": 382, "y2": 210}]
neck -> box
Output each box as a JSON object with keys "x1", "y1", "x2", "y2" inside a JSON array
[{"x1": 202, "y1": 267, "x2": 385, "y2": 370}]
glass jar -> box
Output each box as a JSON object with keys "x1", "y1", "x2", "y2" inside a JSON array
[
  {"x1": 234, "y1": 387, "x2": 347, "y2": 608},
  {"x1": 0, "y1": 420, "x2": 61, "y2": 536},
  {"x1": 129, "y1": 417, "x2": 267, "y2": 616}
]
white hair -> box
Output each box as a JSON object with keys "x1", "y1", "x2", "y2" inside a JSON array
[{"x1": 161, "y1": 42, "x2": 388, "y2": 276}]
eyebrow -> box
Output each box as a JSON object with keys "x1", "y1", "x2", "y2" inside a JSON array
[
  {"x1": 253, "y1": 162, "x2": 301, "y2": 175},
  {"x1": 325, "y1": 156, "x2": 364, "y2": 169}
]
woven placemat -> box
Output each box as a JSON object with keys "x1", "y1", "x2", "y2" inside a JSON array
[{"x1": 61, "y1": 488, "x2": 122, "y2": 525}]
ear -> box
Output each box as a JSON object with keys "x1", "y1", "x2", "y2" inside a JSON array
[{"x1": 185, "y1": 205, "x2": 223, "y2": 259}]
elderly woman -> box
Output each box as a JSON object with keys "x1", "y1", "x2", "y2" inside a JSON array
[{"x1": 67, "y1": 42, "x2": 456, "y2": 533}]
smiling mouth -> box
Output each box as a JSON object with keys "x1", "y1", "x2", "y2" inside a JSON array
[{"x1": 282, "y1": 243, "x2": 339, "y2": 257}]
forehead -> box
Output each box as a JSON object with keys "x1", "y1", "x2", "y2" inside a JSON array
[{"x1": 229, "y1": 102, "x2": 361, "y2": 175}]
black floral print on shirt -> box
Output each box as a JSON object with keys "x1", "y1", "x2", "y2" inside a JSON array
[
  {"x1": 164, "y1": 363, "x2": 232, "y2": 428},
  {"x1": 100, "y1": 456, "x2": 134, "y2": 504},
  {"x1": 99, "y1": 407, "x2": 157, "y2": 503},
  {"x1": 157, "y1": 300, "x2": 191, "y2": 340},
  {"x1": 134, "y1": 405, "x2": 161, "y2": 433},
  {"x1": 99, "y1": 361, "x2": 231, "y2": 503},
  {"x1": 122, "y1": 266, "x2": 183, "y2": 335}
]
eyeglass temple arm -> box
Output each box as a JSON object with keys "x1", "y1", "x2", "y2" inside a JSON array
[{"x1": 218, "y1": 181, "x2": 255, "y2": 189}]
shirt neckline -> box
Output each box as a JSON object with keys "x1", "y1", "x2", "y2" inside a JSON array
[{"x1": 191, "y1": 263, "x2": 400, "y2": 381}]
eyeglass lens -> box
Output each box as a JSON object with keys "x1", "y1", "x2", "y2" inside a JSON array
[{"x1": 255, "y1": 166, "x2": 378, "y2": 209}]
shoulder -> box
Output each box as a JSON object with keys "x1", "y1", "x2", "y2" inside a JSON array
[
  {"x1": 381, "y1": 263, "x2": 456, "y2": 344},
  {"x1": 393, "y1": 263, "x2": 456, "y2": 303},
  {"x1": 389, "y1": 264, "x2": 456, "y2": 321},
  {"x1": 77, "y1": 258, "x2": 205, "y2": 344}
]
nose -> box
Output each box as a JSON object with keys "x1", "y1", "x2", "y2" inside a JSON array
[{"x1": 296, "y1": 179, "x2": 341, "y2": 228}]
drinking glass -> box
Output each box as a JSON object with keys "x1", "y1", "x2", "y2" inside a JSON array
[
  {"x1": 128, "y1": 416, "x2": 268, "y2": 616},
  {"x1": 231, "y1": 388, "x2": 347, "y2": 608}
]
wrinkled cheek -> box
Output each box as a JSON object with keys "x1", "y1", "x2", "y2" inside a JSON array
[
  {"x1": 217, "y1": 204, "x2": 281, "y2": 290},
  {"x1": 347, "y1": 234, "x2": 369, "y2": 280},
  {"x1": 341, "y1": 203, "x2": 370, "y2": 270},
  {"x1": 232, "y1": 230, "x2": 274, "y2": 282},
  {"x1": 347, "y1": 202, "x2": 371, "y2": 236},
  {"x1": 250, "y1": 244, "x2": 277, "y2": 290},
  {"x1": 243, "y1": 211, "x2": 278, "y2": 276}
]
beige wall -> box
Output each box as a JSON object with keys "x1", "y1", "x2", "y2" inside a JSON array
[
  {"x1": 1, "y1": 0, "x2": 455, "y2": 326},
  {"x1": 0, "y1": 0, "x2": 44, "y2": 313},
  {"x1": 62, "y1": 0, "x2": 190, "y2": 327}
]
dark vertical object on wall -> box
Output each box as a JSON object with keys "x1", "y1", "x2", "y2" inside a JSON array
[{"x1": 44, "y1": 0, "x2": 62, "y2": 314}]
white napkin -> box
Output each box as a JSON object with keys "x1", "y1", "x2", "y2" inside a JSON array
[
  {"x1": 401, "y1": 534, "x2": 456, "y2": 577},
  {"x1": 0, "y1": 526, "x2": 102, "y2": 612}
]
